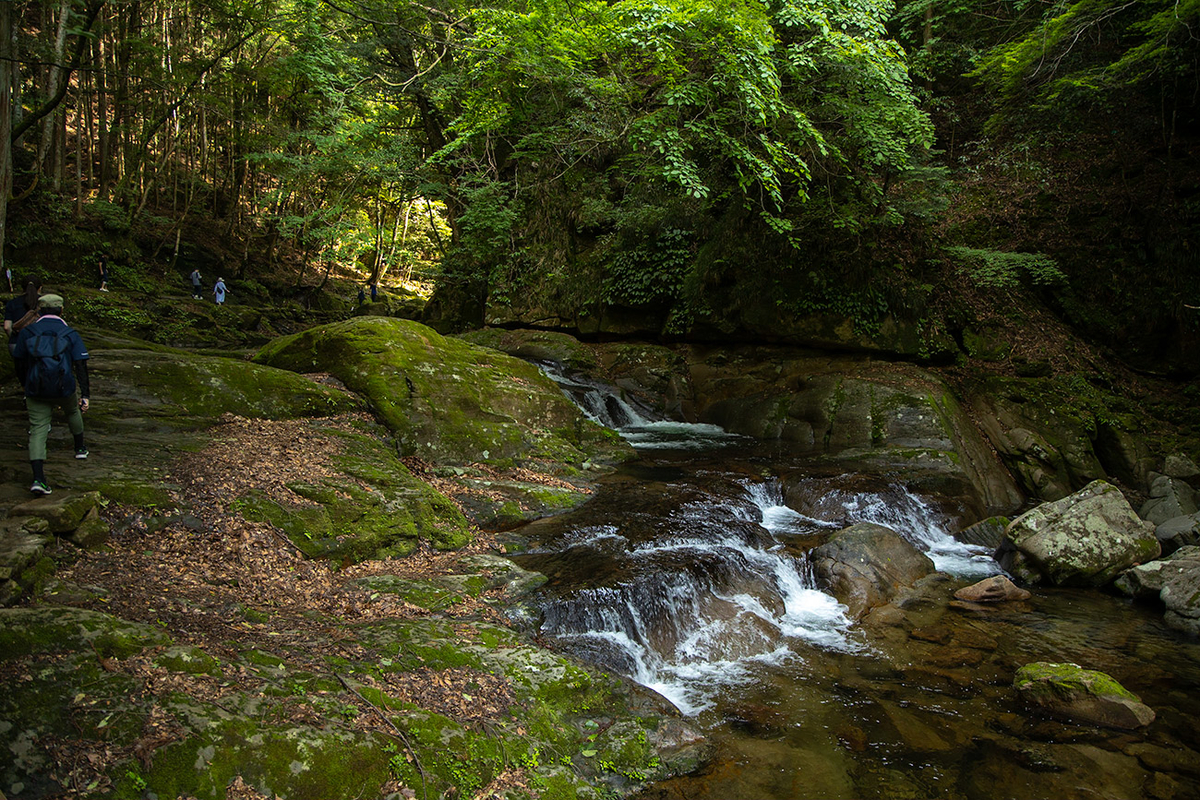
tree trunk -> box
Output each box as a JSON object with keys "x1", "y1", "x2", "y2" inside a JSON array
[
  {"x1": 0, "y1": 2, "x2": 13, "y2": 282},
  {"x1": 96, "y1": 25, "x2": 111, "y2": 197},
  {"x1": 39, "y1": 0, "x2": 72, "y2": 179}
]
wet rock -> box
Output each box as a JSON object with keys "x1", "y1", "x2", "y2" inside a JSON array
[
  {"x1": 1140, "y1": 475, "x2": 1198, "y2": 526},
  {"x1": 956, "y1": 516, "x2": 1009, "y2": 550},
  {"x1": 1154, "y1": 513, "x2": 1200, "y2": 554},
  {"x1": 954, "y1": 575, "x2": 1031, "y2": 603},
  {"x1": 1112, "y1": 546, "x2": 1200, "y2": 636},
  {"x1": 1014, "y1": 662, "x2": 1155, "y2": 730},
  {"x1": 997, "y1": 480, "x2": 1160, "y2": 587},
  {"x1": 811, "y1": 522, "x2": 935, "y2": 619},
  {"x1": 879, "y1": 700, "x2": 954, "y2": 752}
]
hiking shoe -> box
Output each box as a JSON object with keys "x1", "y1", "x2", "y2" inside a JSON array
[
  {"x1": 30, "y1": 480, "x2": 52, "y2": 495},
  {"x1": 75, "y1": 447, "x2": 89, "y2": 460}
]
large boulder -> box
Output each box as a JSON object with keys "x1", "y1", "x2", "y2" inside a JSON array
[
  {"x1": 1113, "y1": 546, "x2": 1200, "y2": 636},
  {"x1": 997, "y1": 480, "x2": 1160, "y2": 587},
  {"x1": 254, "y1": 317, "x2": 631, "y2": 468},
  {"x1": 810, "y1": 523, "x2": 936, "y2": 619},
  {"x1": 1139, "y1": 475, "x2": 1198, "y2": 526},
  {"x1": 1014, "y1": 662, "x2": 1155, "y2": 729}
]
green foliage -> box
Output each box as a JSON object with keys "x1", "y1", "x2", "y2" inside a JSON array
[
  {"x1": 970, "y1": 0, "x2": 1200, "y2": 126},
  {"x1": 947, "y1": 246, "x2": 1066, "y2": 289},
  {"x1": 603, "y1": 228, "x2": 693, "y2": 307},
  {"x1": 425, "y1": 0, "x2": 932, "y2": 290}
]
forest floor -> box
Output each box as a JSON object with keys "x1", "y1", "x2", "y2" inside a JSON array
[{"x1": 27, "y1": 414, "x2": 549, "y2": 799}]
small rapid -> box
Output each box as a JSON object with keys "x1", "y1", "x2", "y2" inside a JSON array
[
  {"x1": 537, "y1": 361, "x2": 746, "y2": 450},
  {"x1": 521, "y1": 361, "x2": 998, "y2": 712},
  {"x1": 519, "y1": 473, "x2": 863, "y2": 714}
]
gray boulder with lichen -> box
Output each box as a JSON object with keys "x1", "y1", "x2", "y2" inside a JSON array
[{"x1": 997, "y1": 480, "x2": 1160, "y2": 587}]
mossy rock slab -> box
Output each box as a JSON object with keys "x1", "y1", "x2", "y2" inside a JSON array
[
  {"x1": 91, "y1": 348, "x2": 361, "y2": 427},
  {"x1": 253, "y1": 317, "x2": 631, "y2": 468},
  {"x1": 448, "y1": 474, "x2": 592, "y2": 531},
  {"x1": 9, "y1": 490, "x2": 103, "y2": 534},
  {"x1": 232, "y1": 428, "x2": 471, "y2": 560},
  {"x1": 0, "y1": 605, "x2": 171, "y2": 659},
  {"x1": 350, "y1": 575, "x2": 466, "y2": 610},
  {"x1": 125, "y1": 698, "x2": 394, "y2": 800},
  {"x1": 0, "y1": 651, "x2": 148, "y2": 793}
]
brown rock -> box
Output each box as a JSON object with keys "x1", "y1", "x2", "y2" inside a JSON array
[{"x1": 954, "y1": 574, "x2": 1031, "y2": 603}]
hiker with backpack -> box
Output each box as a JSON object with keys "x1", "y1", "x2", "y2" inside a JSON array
[{"x1": 12, "y1": 294, "x2": 91, "y2": 495}]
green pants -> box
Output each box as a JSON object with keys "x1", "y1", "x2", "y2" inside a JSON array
[{"x1": 26, "y1": 394, "x2": 84, "y2": 462}]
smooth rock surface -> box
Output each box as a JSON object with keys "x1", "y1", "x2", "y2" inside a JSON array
[
  {"x1": 811, "y1": 522, "x2": 936, "y2": 619},
  {"x1": 953, "y1": 575, "x2": 1031, "y2": 603}
]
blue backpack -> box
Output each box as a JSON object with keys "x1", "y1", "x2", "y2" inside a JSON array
[{"x1": 23, "y1": 329, "x2": 76, "y2": 398}]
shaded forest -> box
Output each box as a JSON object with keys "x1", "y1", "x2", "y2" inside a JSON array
[{"x1": 1, "y1": 0, "x2": 1198, "y2": 371}]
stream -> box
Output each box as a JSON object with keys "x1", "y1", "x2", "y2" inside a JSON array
[{"x1": 510, "y1": 365, "x2": 1200, "y2": 799}]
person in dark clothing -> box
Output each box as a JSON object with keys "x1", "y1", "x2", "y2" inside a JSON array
[
  {"x1": 358, "y1": 285, "x2": 366, "y2": 306},
  {"x1": 12, "y1": 294, "x2": 91, "y2": 495},
  {"x1": 4, "y1": 277, "x2": 42, "y2": 336},
  {"x1": 370, "y1": 282, "x2": 378, "y2": 302},
  {"x1": 98, "y1": 255, "x2": 110, "y2": 292}
]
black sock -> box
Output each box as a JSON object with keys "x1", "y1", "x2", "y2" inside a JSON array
[
  {"x1": 31, "y1": 460, "x2": 45, "y2": 482},
  {"x1": 73, "y1": 433, "x2": 85, "y2": 450}
]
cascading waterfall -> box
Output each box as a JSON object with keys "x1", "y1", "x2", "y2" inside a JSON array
[
  {"x1": 525, "y1": 478, "x2": 861, "y2": 715},
  {"x1": 808, "y1": 482, "x2": 999, "y2": 578},
  {"x1": 515, "y1": 360, "x2": 1200, "y2": 800},
  {"x1": 523, "y1": 359, "x2": 996, "y2": 714}
]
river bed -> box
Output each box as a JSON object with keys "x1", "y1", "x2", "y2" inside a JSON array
[{"x1": 509, "y1": 429, "x2": 1200, "y2": 800}]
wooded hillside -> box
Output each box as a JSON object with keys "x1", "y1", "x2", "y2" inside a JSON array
[{"x1": 1, "y1": 0, "x2": 1197, "y2": 371}]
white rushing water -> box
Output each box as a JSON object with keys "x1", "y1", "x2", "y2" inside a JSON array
[
  {"x1": 536, "y1": 360, "x2": 745, "y2": 450},
  {"x1": 537, "y1": 479, "x2": 864, "y2": 715},
  {"x1": 530, "y1": 359, "x2": 998, "y2": 712},
  {"x1": 822, "y1": 483, "x2": 999, "y2": 578}
]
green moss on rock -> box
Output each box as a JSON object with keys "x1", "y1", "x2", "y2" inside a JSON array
[
  {"x1": 253, "y1": 317, "x2": 631, "y2": 468},
  {"x1": 0, "y1": 606, "x2": 170, "y2": 660}
]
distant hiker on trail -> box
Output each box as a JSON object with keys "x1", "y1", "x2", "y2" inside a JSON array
[
  {"x1": 357, "y1": 285, "x2": 365, "y2": 306},
  {"x1": 4, "y1": 277, "x2": 42, "y2": 338},
  {"x1": 12, "y1": 294, "x2": 91, "y2": 496},
  {"x1": 213, "y1": 277, "x2": 227, "y2": 305},
  {"x1": 191, "y1": 269, "x2": 203, "y2": 299},
  {"x1": 5, "y1": 267, "x2": 11, "y2": 293},
  {"x1": 370, "y1": 282, "x2": 378, "y2": 302},
  {"x1": 98, "y1": 255, "x2": 110, "y2": 292}
]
